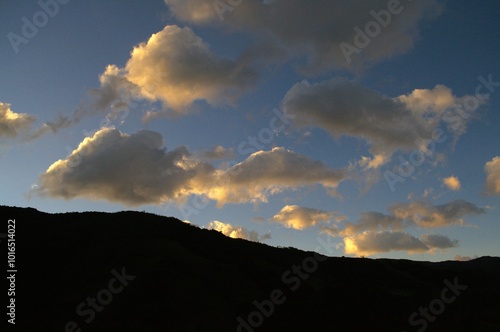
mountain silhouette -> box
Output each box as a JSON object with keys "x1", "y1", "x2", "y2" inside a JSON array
[{"x1": 2, "y1": 206, "x2": 499, "y2": 331}]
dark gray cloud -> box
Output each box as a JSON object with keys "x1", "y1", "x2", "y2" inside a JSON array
[
  {"x1": 343, "y1": 231, "x2": 457, "y2": 256},
  {"x1": 164, "y1": 0, "x2": 443, "y2": 72},
  {"x1": 36, "y1": 128, "x2": 213, "y2": 206},
  {"x1": 283, "y1": 78, "x2": 481, "y2": 168}
]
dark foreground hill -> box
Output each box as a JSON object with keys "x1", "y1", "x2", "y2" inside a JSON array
[{"x1": 1, "y1": 206, "x2": 499, "y2": 332}]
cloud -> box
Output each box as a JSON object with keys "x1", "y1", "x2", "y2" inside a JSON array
[
  {"x1": 283, "y1": 78, "x2": 483, "y2": 168},
  {"x1": 0, "y1": 102, "x2": 36, "y2": 138},
  {"x1": 35, "y1": 129, "x2": 346, "y2": 208},
  {"x1": 35, "y1": 128, "x2": 214, "y2": 206},
  {"x1": 335, "y1": 211, "x2": 407, "y2": 237},
  {"x1": 95, "y1": 25, "x2": 257, "y2": 117},
  {"x1": 343, "y1": 231, "x2": 457, "y2": 256},
  {"x1": 271, "y1": 205, "x2": 335, "y2": 230},
  {"x1": 28, "y1": 114, "x2": 74, "y2": 141},
  {"x1": 484, "y1": 156, "x2": 500, "y2": 195},
  {"x1": 207, "y1": 220, "x2": 270, "y2": 242},
  {"x1": 420, "y1": 233, "x2": 459, "y2": 250},
  {"x1": 194, "y1": 146, "x2": 234, "y2": 161},
  {"x1": 323, "y1": 199, "x2": 483, "y2": 238},
  {"x1": 391, "y1": 199, "x2": 485, "y2": 228},
  {"x1": 321, "y1": 199, "x2": 483, "y2": 256},
  {"x1": 397, "y1": 84, "x2": 457, "y2": 114},
  {"x1": 204, "y1": 147, "x2": 347, "y2": 206},
  {"x1": 92, "y1": 65, "x2": 142, "y2": 114},
  {"x1": 164, "y1": 0, "x2": 443, "y2": 72},
  {"x1": 454, "y1": 255, "x2": 478, "y2": 262},
  {"x1": 442, "y1": 175, "x2": 461, "y2": 191}
]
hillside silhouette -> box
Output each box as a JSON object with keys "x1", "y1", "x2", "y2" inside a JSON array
[{"x1": 2, "y1": 206, "x2": 499, "y2": 331}]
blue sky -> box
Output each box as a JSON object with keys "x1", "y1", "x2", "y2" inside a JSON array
[{"x1": 1, "y1": 0, "x2": 499, "y2": 261}]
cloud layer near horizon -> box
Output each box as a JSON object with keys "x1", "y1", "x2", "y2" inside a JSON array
[
  {"x1": 315, "y1": 199, "x2": 484, "y2": 256},
  {"x1": 343, "y1": 231, "x2": 459, "y2": 256},
  {"x1": 207, "y1": 220, "x2": 270, "y2": 242}
]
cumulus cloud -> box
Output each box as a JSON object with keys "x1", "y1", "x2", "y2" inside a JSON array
[
  {"x1": 391, "y1": 199, "x2": 485, "y2": 228},
  {"x1": 95, "y1": 25, "x2": 257, "y2": 116},
  {"x1": 343, "y1": 231, "x2": 458, "y2": 256},
  {"x1": 321, "y1": 199, "x2": 483, "y2": 256},
  {"x1": 0, "y1": 102, "x2": 36, "y2": 139},
  {"x1": 397, "y1": 84, "x2": 457, "y2": 114},
  {"x1": 164, "y1": 0, "x2": 443, "y2": 72},
  {"x1": 271, "y1": 205, "x2": 335, "y2": 230},
  {"x1": 204, "y1": 147, "x2": 347, "y2": 206},
  {"x1": 35, "y1": 128, "x2": 214, "y2": 206},
  {"x1": 335, "y1": 211, "x2": 407, "y2": 237},
  {"x1": 283, "y1": 78, "x2": 483, "y2": 168},
  {"x1": 484, "y1": 156, "x2": 500, "y2": 195},
  {"x1": 35, "y1": 129, "x2": 346, "y2": 207},
  {"x1": 207, "y1": 220, "x2": 270, "y2": 242},
  {"x1": 442, "y1": 175, "x2": 461, "y2": 191}
]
